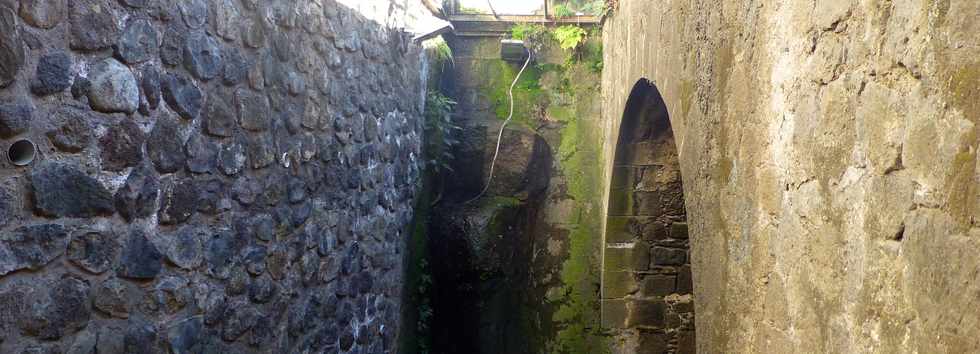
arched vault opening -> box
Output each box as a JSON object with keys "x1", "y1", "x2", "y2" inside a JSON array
[{"x1": 601, "y1": 79, "x2": 695, "y2": 353}]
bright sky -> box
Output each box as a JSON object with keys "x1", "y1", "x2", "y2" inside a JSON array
[{"x1": 458, "y1": 0, "x2": 546, "y2": 14}]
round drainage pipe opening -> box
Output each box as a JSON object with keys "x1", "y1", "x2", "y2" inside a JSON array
[{"x1": 8, "y1": 139, "x2": 36, "y2": 166}]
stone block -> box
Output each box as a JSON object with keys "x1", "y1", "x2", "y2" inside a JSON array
[
  {"x1": 602, "y1": 270, "x2": 637, "y2": 299},
  {"x1": 634, "y1": 191, "x2": 663, "y2": 216},
  {"x1": 641, "y1": 274, "x2": 676, "y2": 297},
  {"x1": 652, "y1": 247, "x2": 686, "y2": 266},
  {"x1": 604, "y1": 246, "x2": 633, "y2": 272},
  {"x1": 627, "y1": 299, "x2": 666, "y2": 328},
  {"x1": 677, "y1": 265, "x2": 693, "y2": 294},
  {"x1": 670, "y1": 222, "x2": 689, "y2": 239},
  {"x1": 634, "y1": 241, "x2": 651, "y2": 271},
  {"x1": 607, "y1": 187, "x2": 634, "y2": 216},
  {"x1": 601, "y1": 299, "x2": 628, "y2": 329},
  {"x1": 610, "y1": 165, "x2": 638, "y2": 189},
  {"x1": 637, "y1": 331, "x2": 669, "y2": 354},
  {"x1": 677, "y1": 330, "x2": 696, "y2": 354}
]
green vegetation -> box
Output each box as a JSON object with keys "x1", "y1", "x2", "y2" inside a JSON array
[
  {"x1": 551, "y1": 0, "x2": 610, "y2": 17},
  {"x1": 423, "y1": 92, "x2": 460, "y2": 174},
  {"x1": 553, "y1": 25, "x2": 588, "y2": 50},
  {"x1": 431, "y1": 38, "x2": 454, "y2": 68},
  {"x1": 552, "y1": 3, "x2": 575, "y2": 18}
]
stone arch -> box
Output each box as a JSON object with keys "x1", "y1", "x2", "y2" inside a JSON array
[{"x1": 601, "y1": 79, "x2": 695, "y2": 353}]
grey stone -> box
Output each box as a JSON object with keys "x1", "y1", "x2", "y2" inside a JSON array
[
  {"x1": 46, "y1": 108, "x2": 92, "y2": 153},
  {"x1": 67, "y1": 230, "x2": 117, "y2": 274},
  {"x1": 179, "y1": 0, "x2": 206, "y2": 29},
  {"x1": 123, "y1": 317, "x2": 158, "y2": 352},
  {"x1": 0, "y1": 224, "x2": 69, "y2": 276},
  {"x1": 203, "y1": 291, "x2": 227, "y2": 325},
  {"x1": 146, "y1": 115, "x2": 186, "y2": 173},
  {"x1": 205, "y1": 230, "x2": 243, "y2": 279},
  {"x1": 168, "y1": 317, "x2": 203, "y2": 354},
  {"x1": 166, "y1": 226, "x2": 204, "y2": 270},
  {"x1": 244, "y1": 19, "x2": 264, "y2": 48},
  {"x1": 153, "y1": 276, "x2": 188, "y2": 313},
  {"x1": 236, "y1": 88, "x2": 271, "y2": 131},
  {"x1": 116, "y1": 19, "x2": 158, "y2": 64},
  {"x1": 119, "y1": 0, "x2": 152, "y2": 8},
  {"x1": 116, "y1": 229, "x2": 162, "y2": 279},
  {"x1": 651, "y1": 247, "x2": 686, "y2": 266},
  {"x1": 69, "y1": 1, "x2": 119, "y2": 50},
  {"x1": 66, "y1": 328, "x2": 97, "y2": 354},
  {"x1": 248, "y1": 273, "x2": 275, "y2": 303},
  {"x1": 160, "y1": 26, "x2": 184, "y2": 66},
  {"x1": 226, "y1": 268, "x2": 249, "y2": 297},
  {"x1": 243, "y1": 245, "x2": 267, "y2": 275},
  {"x1": 31, "y1": 51, "x2": 73, "y2": 95},
  {"x1": 0, "y1": 188, "x2": 11, "y2": 229},
  {"x1": 32, "y1": 162, "x2": 114, "y2": 217},
  {"x1": 222, "y1": 47, "x2": 248, "y2": 86},
  {"x1": 287, "y1": 176, "x2": 306, "y2": 203},
  {"x1": 19, "y1": 0, "x2": 66, "y2": 29},
  {"x1": 185, "y1": 132, "x2": 216, "y2": 173},
  {"x1": 0, "y1": 101, "x2": 33, "y2": 138},
  {"x1": 162, "y1": 72, "x2": 203, "y2": 120},
  {"x1": 158, "y1": 178, "x2": 198, "y2": 225},
  {"x1": 218, "y1": 139, "x2": 246, "y2": 175},
  {"x1": 194, "y1": 178, "x2": 225, "y2": 214},
  {"x1": 96, "y1": 325, "x2": 125, "y2": 353},
  {"x1": 0, "y1": 6, "x2": 25, "y2": 88},
  {"x1": 99, "y1": 119, "x2": 145, "y2": 171},
  {"x1": 183, "y1": 32, "x2": 221, "y2": 81},
  {"x1": 221, "y1": 300, "x2": 258, "y2": 341},
  {"x1": 114, "y1": 161, "x2": 160, "y2": 221},
  {"x1": 22, "y1": 275, "x2": 91, "y2": 340},
  {"x1": 246, "y1": 131, "x2": 275, "y2": 169},
  {"x1": 212, "y1": 0, "x2": 241, "y2": 41},
  {"x1": 204, "y1": 93, "x2": 235, "y2": 136},
  {"x1": 87, "y1": 58, "x2": 139, "y2": 113},
  {"x1": 141, "y1": 67, "x2": 161, "y2": 111},
  {"x1": 92, "y1": 277, "x2": 135, "y2": 318},
  {"x1": 231, "y1": 176, "x2": 259, "y2": 205},
  {"x1": 70, "y1": 75, "x2": 89, "y2": 98}
]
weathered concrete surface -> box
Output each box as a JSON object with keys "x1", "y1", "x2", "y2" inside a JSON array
[{"x1": 602, "y1": 0, "x2": 979, "y2": 352}]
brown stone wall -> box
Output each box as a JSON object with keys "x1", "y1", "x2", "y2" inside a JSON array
[{"x1": 602, "y1": 0, "x2": 980, "y2": 353}]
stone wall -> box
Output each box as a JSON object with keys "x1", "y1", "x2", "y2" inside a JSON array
[
  {"x1": 427, "y1": 27, "x2": 606, "y2": 353},
  {"x1": 0, "y1": 0, "x2": 423, "y2": 353},
  {"x1": 602, "y1": 79, "x2": 694, "y2": 354},
  {"x1": 602, "y1": 0, "x2": 979, "y2": 353}
]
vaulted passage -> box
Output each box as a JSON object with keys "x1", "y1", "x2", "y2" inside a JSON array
[{"x1": 602, "y1": 79, "x2": 695, "y2": 353}]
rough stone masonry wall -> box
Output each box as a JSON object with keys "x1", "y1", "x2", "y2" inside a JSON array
[
  {"x1": 0, "y1": 0, "x2": 423, "y2": 353},
  {"x1": 602, "y1": 0, "x2": 979, "y2": 353}
]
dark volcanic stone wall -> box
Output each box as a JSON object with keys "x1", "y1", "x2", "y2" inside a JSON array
[{"x1": 0, "y1": 0, "x2": 423, "y2": 353}]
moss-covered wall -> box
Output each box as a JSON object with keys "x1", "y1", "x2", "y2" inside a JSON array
[{"x1": 430, "y1": 26, "x2": 608, "y2": 353}]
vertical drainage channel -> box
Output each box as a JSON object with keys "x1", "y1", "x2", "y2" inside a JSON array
[{"x1": 601, "y1": 79, "x2": 696, "y2": 353}]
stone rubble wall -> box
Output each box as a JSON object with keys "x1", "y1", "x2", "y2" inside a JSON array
[
  {"x1": 602, "y1": 0, "x2": 979, "y2": 353},
  {"x1": 0, "y1": 0, "x2": 423, "y2": 353}
]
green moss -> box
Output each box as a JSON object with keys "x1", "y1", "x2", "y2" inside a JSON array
[
  {"x1": 546, "y1": 57, "x2": 609, "y2": 354},
  {"x1": 485, "y1": 61, "x2": 545, "y2": 130}
]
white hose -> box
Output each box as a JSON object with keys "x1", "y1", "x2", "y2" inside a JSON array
[{"x1": 465, "y1": 49, "x2": 532, "y2": 204}]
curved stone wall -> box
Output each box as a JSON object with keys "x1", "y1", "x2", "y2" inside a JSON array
[
  {"x1": 602, "y1": 0, "x2": 979, "y2": 353},
  {"x1": 0, "y1": 0, "x2": 423, "y2": 352}
]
